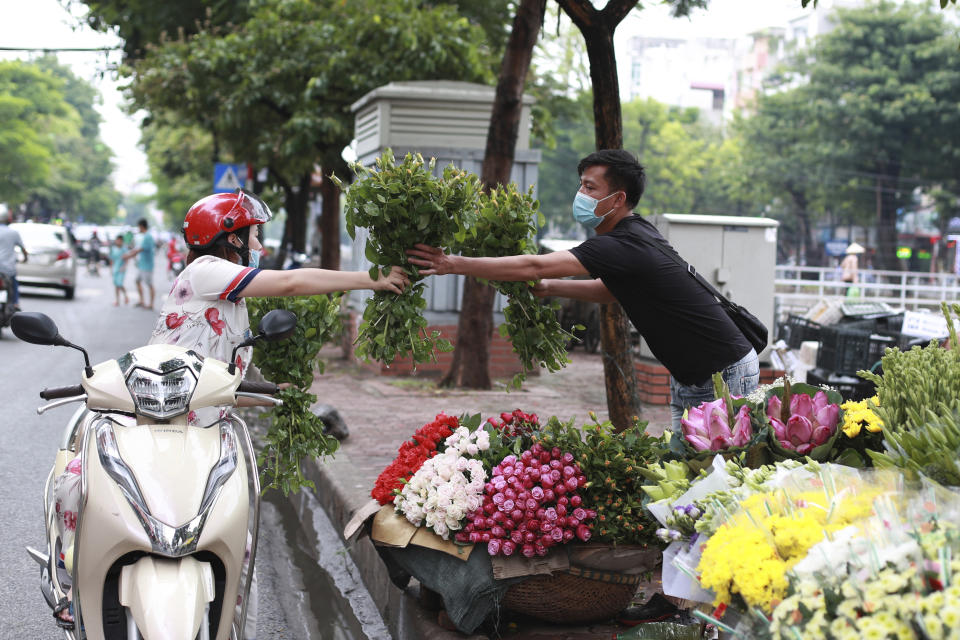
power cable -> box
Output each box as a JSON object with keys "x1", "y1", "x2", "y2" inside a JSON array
[{"x1": 0, "y1": 46, "x2": 120, "y2": 52}]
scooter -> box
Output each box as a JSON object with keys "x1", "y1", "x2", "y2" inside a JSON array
[
  {"x1": 12, "y1": 308, "x2": 296, "y2": 639},
  {"x1": 169, "y1": 252, "x2": 186, "y2": 278}
]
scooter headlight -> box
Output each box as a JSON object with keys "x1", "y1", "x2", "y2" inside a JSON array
[{"x1": 126, "y1": 366, "x2": 197, "y2": 420}]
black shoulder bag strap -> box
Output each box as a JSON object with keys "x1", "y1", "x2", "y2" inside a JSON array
[{"x1": 633, "y1": 231, "x2": 768, "y2": 352}]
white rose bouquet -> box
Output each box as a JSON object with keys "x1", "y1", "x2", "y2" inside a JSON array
[{"x1": 394, "y1": 426, "x2": 490, "y2": 539}]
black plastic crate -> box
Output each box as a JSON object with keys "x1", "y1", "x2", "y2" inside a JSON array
[
  {"x1": 780, "y1": 314, "x2": 823, "y2": 349},
  {"x1": 806, "y1": 367, "x2": 876, "y2": 401},
  {"x1": 817, "y1": 324, "x2": 897, "y2": 375}
]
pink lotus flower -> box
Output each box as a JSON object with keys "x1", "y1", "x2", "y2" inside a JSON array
[
  {"x1": 767, "y1": 391, "x2": 840, "y2": 455},
  {"x1": 681, "y1": 398, "x2": 753, "y2": 451}
]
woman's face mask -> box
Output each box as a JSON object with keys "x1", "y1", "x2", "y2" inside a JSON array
[
  {"x1": 247, "y1": 248, "x2": 261, "y2": 269},
  {"x1": 572, "y1": 190, "x2": 620, "y2": 230}
]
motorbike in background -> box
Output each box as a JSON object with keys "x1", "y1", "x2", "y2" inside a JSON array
[
  {"x1": 169, "y1": 251, "x2": 186, "y2": 278},
  {"x1": 12, "y1": 308, "x2": 296, "y2": 639}
]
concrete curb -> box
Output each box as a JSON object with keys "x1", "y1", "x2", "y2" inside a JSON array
[{"x1": 297, "y1": 451, "x2": 487, "y2": 640}]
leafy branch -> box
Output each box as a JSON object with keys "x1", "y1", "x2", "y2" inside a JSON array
[{"x1": 247, "y1": 294, "x2": 343, "y2": 494}]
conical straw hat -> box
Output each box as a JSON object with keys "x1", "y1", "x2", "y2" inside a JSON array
[{"x1": 846, "y1": 242, "x2": 865, "y2": 254}]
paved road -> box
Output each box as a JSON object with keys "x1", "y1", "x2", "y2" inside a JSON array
[{"x1": 0, "y1": 267, "x2": 382, "y2": 639}]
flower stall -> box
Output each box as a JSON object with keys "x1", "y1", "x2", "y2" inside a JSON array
[{"x1": 352, "y1": 303, "x2": 960, "y2": 638}]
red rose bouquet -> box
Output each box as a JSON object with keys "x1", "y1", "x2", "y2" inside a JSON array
[{"x1": 371, "y1": 412, "x2": 459, "y2": 505}]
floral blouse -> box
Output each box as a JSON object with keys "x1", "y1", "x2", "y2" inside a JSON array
[{"x1": 149, "y1": 255, "x2": 260, "y2": 424}]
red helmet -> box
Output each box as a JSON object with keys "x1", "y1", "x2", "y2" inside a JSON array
[{"x1": 182, "y1": 190, "x2": 273, "y2": 249}]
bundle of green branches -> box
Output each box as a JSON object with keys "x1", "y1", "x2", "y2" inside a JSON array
[
  {"x1": 457, "y1": 184, "x2": 578, "y2": 388},
  {"x1": 332, "y1": 149, "x2": 480, "y2": 366},
  {"x1": 247, "y1": 294, "x2": 343, "y2": 494},
  {"x1": 861, "y1": 302, "x2": 960, "y2": 485}
]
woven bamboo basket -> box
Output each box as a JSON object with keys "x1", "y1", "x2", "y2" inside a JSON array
[{"x1": 502, "y1": 565, "x2": 640, "y2": 624}]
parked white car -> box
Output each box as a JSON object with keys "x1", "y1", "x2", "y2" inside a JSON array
[{"x1": 11, "y1": 223, "x2": 78, "y2": 299}]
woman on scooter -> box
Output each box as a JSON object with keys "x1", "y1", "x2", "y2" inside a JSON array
[
  {"x1": 53, "y1": 190, "x2": 409, "y2": 633},
  {"x1": 149, "y1": 189, "x2": 407, "y2": 393}
]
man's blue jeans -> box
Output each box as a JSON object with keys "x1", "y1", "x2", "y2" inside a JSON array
[{"x1": 669, "y1": 348, "x2": 760, "y2": 434}]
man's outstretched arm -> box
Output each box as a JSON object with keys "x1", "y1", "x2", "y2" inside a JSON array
[
  {"x1": 533, "y1": 278, "x2": 617, "y2": 303},
  {"x1": 406, "y1": 244, "x2": 588, "y2": 281}
]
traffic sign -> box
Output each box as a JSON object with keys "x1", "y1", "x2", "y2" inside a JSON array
[{"x1": 213, "y1": 163, "x2": 250, "y2": 193}]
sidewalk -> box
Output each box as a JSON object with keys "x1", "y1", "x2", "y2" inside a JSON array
[{"x1": 295, "y1": 346, "x2": 673, "y2": 640}]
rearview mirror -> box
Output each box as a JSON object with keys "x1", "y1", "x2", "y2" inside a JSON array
[
  {"x1": 11, "y1": 312, "x2": 64, "y2": 346},
  {"x1": 257, "y1": 309, "x2": 297, "y2": 341},
  {"x1": 12, "y1": 312, "x2": 94, "y2": 376}
]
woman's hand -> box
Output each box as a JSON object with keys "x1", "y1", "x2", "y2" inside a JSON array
[
  {"x1": 405, "y1": 244, "x2": 454, "y2": 276},
  {"x1": 531, "y1": 280, "x2": 551, "y2": 298},
  {"x1": 373, "y1": 265, "x2": 410, "y2": 293}
]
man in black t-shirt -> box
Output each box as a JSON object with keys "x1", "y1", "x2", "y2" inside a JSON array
[{"x1": 406, "y1": 149, "x2": 759, "y2": 432}]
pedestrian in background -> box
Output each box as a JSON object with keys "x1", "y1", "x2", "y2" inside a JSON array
[
  {"x1": 108, "y1": 235, "x2": 129, "y2": 306},
  {"x1": 841, "y1": 242, "x2": 864, "y2": 298},
  {"x1": 126, "y1": 218, "x2": 156, "y2": 309}
]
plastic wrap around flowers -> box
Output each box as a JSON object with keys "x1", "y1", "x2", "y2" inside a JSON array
[
  {"x1": 457, "y1": 443, "x2": 596, "y2": 557},
  {"x1": 392, "y1": 425, "x2": 490, "y2": 540},
  {"x1": 682, "y1": 397, "x2": 753, "y2": 452},
  {"x1": 766, "y1": 390, "x2": 840, "y2": 456}
]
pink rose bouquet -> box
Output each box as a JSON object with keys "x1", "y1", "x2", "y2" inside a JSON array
[{"x1": 457, "y1": 443, "x2": 596, "y2": 557}]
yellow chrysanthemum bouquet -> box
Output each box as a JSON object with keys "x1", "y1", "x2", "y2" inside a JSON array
[
  {"x1": 676, "y1": 461, "x2": 900, "y2": 635},
  {"x1": 831, "y1": 396, "x2": 885, "y2": 467}
]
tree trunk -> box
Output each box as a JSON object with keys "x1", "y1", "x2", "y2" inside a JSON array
[
  {"x1": 282, "y1": 172, "x2": 311, "y2": 255},
  {"x1": 788, "y1": 188, "x2": 816, "y2": 267},
  {"x1": 441, "y1": 0, "x2": 546, "y2": 388},
  {"x1": 559, "y1": 0, "x2": 641, "y2": 432},
  {"x1": 441, "y1": 277, "x2": 499, "y2": 387},
  {"x1": 319, "y1": 165, "x2": 342, "y2": 270},
  {"x1": 875, "y1": 163, "x2": 901, "y2": 271}
]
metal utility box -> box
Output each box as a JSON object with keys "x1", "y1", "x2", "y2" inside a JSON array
[
  {"x1": 347, "y1": 80, "x2": 541, "y2": 313},
  {"x1": 638, "y1": 213, "x2": 779, "y2": 360}
]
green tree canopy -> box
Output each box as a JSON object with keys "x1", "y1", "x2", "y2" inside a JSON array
[
  {"x1": 0, "y1": 58, "x2": 119, "y2": 222},
  {"x1": 127, "y1": 0, "x2": 493, "y2": 257},
  {"x1": 777, "y1": 0, "x2": 960, "y2": 269},
  {"x1": 536, "y1": 94, "x2": 744, "y2": 234}
]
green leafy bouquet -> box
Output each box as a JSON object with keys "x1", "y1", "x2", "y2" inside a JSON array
[
  {"x1": 457, "y1": 183, "x2": 578, "y2": 388},
  {"x1": 332, "y1": 149, "x2": 480, "y2": 366}
]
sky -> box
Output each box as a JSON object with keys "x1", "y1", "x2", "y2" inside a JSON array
[{"x1": 0, "y1": 0, "x2": 816, "y2": 197}]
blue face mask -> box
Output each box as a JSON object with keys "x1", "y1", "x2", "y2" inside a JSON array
[
  {"x1": 572, "y1": 190, "x2": 619, "y2": 230},
  {"x1": 247, "y1": 248, "x2": 261, "y2": 269}
]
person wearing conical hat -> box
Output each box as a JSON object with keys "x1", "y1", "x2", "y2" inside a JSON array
[
  {"x1": 841, "y1": 243, "x2": 864, "y2": 284},
  {"x1": 840, "y1": 242, "x2": 865, "y2": 299}
]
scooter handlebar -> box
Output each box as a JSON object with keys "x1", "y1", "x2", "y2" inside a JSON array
[
  {"x1": 236, "y1": 381, "x2": 279, "y2": 395},
  {"x1": 40, "y1": 385, "x2": 85, "y2": 400}
]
